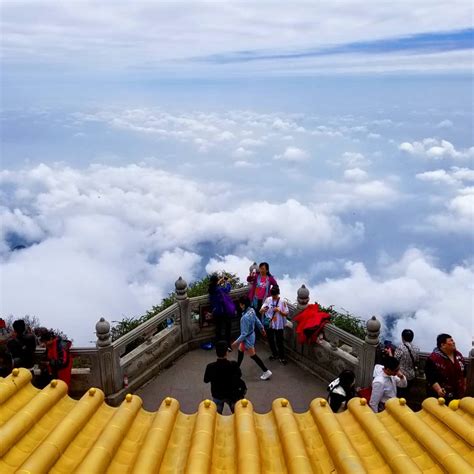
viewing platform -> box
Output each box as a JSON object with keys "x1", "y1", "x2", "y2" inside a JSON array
[
  {"x1": 1, "y1": 271, "x2": 473, "y2": 472},
  {"x1": 136, "y1": 341, "x2": 328, "y2": 413},
  {"x1": 1, "y1": 368, "x2": 473, "y2": 473}
]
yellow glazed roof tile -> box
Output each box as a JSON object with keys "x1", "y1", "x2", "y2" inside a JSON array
[{"x1": 1, "y1": 369, "x2": 473, "y2": 474}]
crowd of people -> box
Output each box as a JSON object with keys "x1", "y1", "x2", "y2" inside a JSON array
[
  {"x1": 205, "y1": 261, "x2": 469, "y2": 414},
  {"x1": 1, "y1": 262, "x2": 469, "y2": 414},
  {"x1": 0, "y1": 318, "x2": 73, "y2": 388}
]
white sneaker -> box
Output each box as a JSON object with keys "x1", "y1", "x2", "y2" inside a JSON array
[{"x1": 260, "y1": 370, "x2": 272, "y2": 380}]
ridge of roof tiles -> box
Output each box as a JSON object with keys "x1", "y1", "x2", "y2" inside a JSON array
[{"x1": 1, "y1": 368, "x2": 473, "y2": 474}]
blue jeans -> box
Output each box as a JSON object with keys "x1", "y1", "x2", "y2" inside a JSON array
[{"x1": 213, "y1": 397, "x2": 235, "y2": 414}]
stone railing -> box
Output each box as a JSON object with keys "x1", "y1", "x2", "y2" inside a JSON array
[
  {"x1": 56, "y1": 265, "x2": 473, "y2": 404},
  {"x1": 88, "y1": 280, "x2": 248, "y2": 404},
  {"x1": 283, "y1": 285, "x2": 380, "y2": 388}
]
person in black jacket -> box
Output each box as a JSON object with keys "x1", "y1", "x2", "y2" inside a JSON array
[
  {"x1": 7, "y1": 319, "x2": 36, "y2": 370},
  {"x1": 204, "y1": 340, "x2": 245, "y2": 414}
]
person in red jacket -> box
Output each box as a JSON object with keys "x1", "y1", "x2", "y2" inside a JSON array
[
  {"x1": 247, "y1": 262, "x2": 278, "y2": 315},
  {"x1": 39, "y1": 330, "x2": 73, "y2": 387},
  {"x1": 425, "y1": 333, "x2": 466, "y2": 403}
]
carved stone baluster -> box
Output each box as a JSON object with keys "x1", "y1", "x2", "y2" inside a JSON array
[
  {"x1": 365, "y1": 315, "x2": 381, "y2": 346},
  {"x1": 357, "y1": 316, "x2": 382, "y2": 388},
  {"x1": 175, "y1": 276, "x2": 190, "y2": 344},
  {"x1": 296, "y1": 285, "x2": 310, "y2": 313},
  {"x1": 96, "y1": 317, "x2": 111, "y2": 348},
  {"x1": 95, "y1": 317, "x2": 121, "y2": 395}
]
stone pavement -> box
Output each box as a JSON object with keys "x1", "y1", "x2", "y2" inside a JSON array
[{"x1": 135, "y1": 341, "x2": 328, "y2": 414}]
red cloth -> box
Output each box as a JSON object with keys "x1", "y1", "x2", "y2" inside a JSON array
[{"x1": 293, "y1": 303, "x2": 330, "y2": 344}]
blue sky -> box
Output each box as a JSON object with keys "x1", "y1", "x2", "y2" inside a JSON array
[{"x1": 1, "y1": 1, "x2": 473, "y2": 350}]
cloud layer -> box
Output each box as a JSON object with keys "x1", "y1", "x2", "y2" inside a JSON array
[
  {"x1": 1, "y1": 154, "x2": 472, "y2": 353},
  {"x1": 1, "y1": 2, "x2": 472, "y2": 77}
]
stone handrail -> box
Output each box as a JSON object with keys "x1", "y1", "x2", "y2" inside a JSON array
[
  {"x1": 58, "y1": 271, "x2": 473, "y2": 404},
  {"x1": 112, "y1": 303, "x2": 180, "y2": 356},
  {"x1": 284, "y1": 301, "x2": 374, "y2": 387}
]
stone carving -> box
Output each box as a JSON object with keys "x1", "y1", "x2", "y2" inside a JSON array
[
  {"x1": 96, "y1": 317, "x2": 111, "y2": 347},
  {"x1": 365, "y1": 316, "x2": 381, "y2": 346},
  {"x1": 297, "y1": 285, "x2": 310, "y2": 307},
  {"x1": 175, "y1": 276, "x2": 188, "y2": 300}
]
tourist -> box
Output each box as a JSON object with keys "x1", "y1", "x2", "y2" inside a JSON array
[
  {"x1": 0, "y1": 318, "x2": 13, "y2": 376},
  {"x1": 260, "y1": 285, "x2": 289, "y2": 365},
  {"x1": 231, "y1": 296, "x2": 272, "y2": 380},
  {"x1": 369, "y1": 356, "x2": 407, "y2": 413},
  {"x1": 247, "y1": 262, "x2": 278, "y2": 316},
  {"x1": 204, "y1": 340, "x2": 245, "y2": 414},
  {"x1": 7, "y1": 319, "x2": 36, "y2": 370},
  {"x1": 327, "y1": 369, "x2": 356, "y2": 412},
  {"x1": 39, "y1": 330, "x2": 73, "y2": 386},
  {"x1": 208, "y1": 273, "x2": 234, "y2": 349},
  {"x1": 394, "y1": 329, "x2": 419, "y2": 399},
  {"x1": 425, "y1": 333, "x2": 466, "y2": 403}
]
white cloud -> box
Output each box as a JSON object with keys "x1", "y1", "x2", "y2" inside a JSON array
[
  {"x1": 205, "y1": 255, "x2": 254, "y2": 282},
  {"x1": 436, "y1": 119, "x2": 453, "y2": 129},
  {"x1": 344, "y1": 168, "x2": 368, "y2": 182},
  {"x1": 399, "y1": 138, "x2": 474, "y2": 160},
  {"x1": 337, "y1": 151, "x2": 371, "y2": 168},
  {"x1": 416, "y1": 169, "x2": 457, "y2": 185},
  {"x1": 233, "y1": 160, "x2": 258, "y2": 168},
  {"x1": 301, "y1": 248, "x2": 472, "y2": 354},
  {"x1": 274, "y1": 146, "x2": 309, "y2": 162},
  {"x1": 425, "y1": 187, "x2": 474, "y2": 234},
  {"x1": 2, "y1": 2, "x2": 472, "y2": 76},
  {"x1": 414, "y1": 167, "x2": 474, "y2": 235},
  {"x1": 239, "y1": 138, "x2": 264, "y2": 147},
  {"x1": 314, "y1": 178, "x2": 399, "y2": 212},
  {"x1": 0, "y1": 163, "x2": 366, "y2": 343},
  {"x1": 416, "y1": 167, "x2": 474, "y2": 186},
  {"x1": 232, "y1": 147, "x2": 254, "y2": 159},
  {"x1": 217, "y1": 130, "x2": 235, "y2": 141}
]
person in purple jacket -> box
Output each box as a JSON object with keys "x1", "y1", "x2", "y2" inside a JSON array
[{"x1": 247, "y1": 262, "x2": 278, "y2": 316}]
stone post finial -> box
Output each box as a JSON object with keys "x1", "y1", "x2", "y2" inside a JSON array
[
  {"x1": 96, "y1": 317, "x2": 111, "y2": 348},
  {"x1": 365, "y1": 315, "x2": 381, "y2": 346},
  {"x1": 297, "y1": 284, "x2": 310, "y2": 306},
  {"x1": 175, "y1": 276, "x2": 188, "y2": 300},
  {"x1": 249, "y1": 262, "x2": 258, "y2": 274}
]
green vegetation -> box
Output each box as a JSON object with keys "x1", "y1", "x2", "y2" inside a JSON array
[
  {"x1": 320, "y1": 305, "x2": 366, "y2": 340},
  {"x1": 111, "y1": 272, "x2": 243, "y2": 342}
]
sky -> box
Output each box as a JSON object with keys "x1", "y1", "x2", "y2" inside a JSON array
[{"x1": 0, "y1": 1, "x2": 473, "y2": 351}]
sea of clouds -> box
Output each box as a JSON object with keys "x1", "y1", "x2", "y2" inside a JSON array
[{"x1": 1, "y1": 106, "x2": 473, "y2": 353}]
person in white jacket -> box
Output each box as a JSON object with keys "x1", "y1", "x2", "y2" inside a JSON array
[{"x1": 369, "y1": 356, "x2": 407, "y2": 413}]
